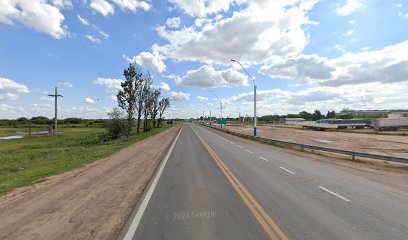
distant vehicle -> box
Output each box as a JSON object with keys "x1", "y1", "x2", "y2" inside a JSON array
[{"x1": 372, "y1": 118, "x2": 408, "y2": 131}]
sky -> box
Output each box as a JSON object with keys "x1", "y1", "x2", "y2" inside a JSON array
[{"x1": 0, "y1": 0, "x2": 407, "y2": 119}]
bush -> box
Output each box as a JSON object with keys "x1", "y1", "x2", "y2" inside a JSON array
[{"x1": 100, "y1": 108, "x2": 130, "y2": 141}]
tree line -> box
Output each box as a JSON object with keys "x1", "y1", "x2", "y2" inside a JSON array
[{"x1": 111, "y1": 64, "x2": 170, "y2": 137}]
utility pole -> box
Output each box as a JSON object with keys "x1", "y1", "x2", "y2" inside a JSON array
[
  {"x1": 209, "y1": 90, "x2": 223, "y2": 128},
  {"x1": 48, "y1": 87, "x2": 63, "y2": 136},
  {"x1": 231, "y1": 59, "x2": 257, "y2": 136}
]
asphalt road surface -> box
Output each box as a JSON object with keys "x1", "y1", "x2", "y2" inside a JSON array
[{"x1": 121, "y1": 123, "x2": 408, "y2": 240}]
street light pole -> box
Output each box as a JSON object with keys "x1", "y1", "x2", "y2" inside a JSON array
[
  {"x1": 209, "y1": 90, "x2": 223, "y2": 128},
  {"x1": 231, "y1": 59, "x2": 257, "y2": 137}
]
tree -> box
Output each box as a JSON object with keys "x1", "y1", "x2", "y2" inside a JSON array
[
  {"x1": 149, "y1": 89, "x2": 161, "y2": 128},
  {"x1": 157, "y1": 98, "x2": 170, "y2": 127},
  {"x1": 298, "y1": 111, "x2": 313, "y2": 121},
  {"x1": 142, "y1": 73, "x2": 153, "y2": 132},
  {"x1": 117, "y1": 64, "x2": 138, "y2": 135},
  {"x1": 134, "y1": 68, "x2": 145, "y2": 134},
  {"x1": 326, "y1": 110, "x2": 336, "y2": 119},
  {"x1": 312, "y1": 110, "x2": 323, "y2": 121}
]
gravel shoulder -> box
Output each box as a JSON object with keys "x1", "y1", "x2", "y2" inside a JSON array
[{"x1": 0, "y1": 124, "x2": 181, "y2": 240}]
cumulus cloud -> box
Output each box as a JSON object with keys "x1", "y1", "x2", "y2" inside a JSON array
[
  {"x1": 169, "y1": 0, "x2": 242, "y2": 17},
  {"x1": 90, "y1": 0, "x2": 115, "y2": 16},
  {"x1": 85, "y1": 35, "x2": 102, "y2": 44},
  {"x1": 224, "y1": 81, "x2": 408, "y2": 116},
  {"x1": 170, "y1": 91, "x2": 190, "y2": 101},
  {"x1": 90, "y1": 0, "x2": 151, "y2": 16},
  {"x1": 196, "y1": 96, "x2": 208, "y2": 101},
  {"x1": 261, "y1": 41, "x2": 408, "y2": 87},
  {"x1": 166, "y1": 17, "x2": 181, "y2": 28},
  {"x1": 157, "y1": 0, "x2": 317, "y2": 65},
  {"x1": 112, "y1": 0, "x2": 151, "y2": 12},
  {"x1": 94, "y1": 78, "x2": 123, "y2": 100},
  {"x1": 159, "y1": 82, "x2": 170, "y2": 91},
  {"x1": 84, "y1": 97, "x2": 95, "y2": 104},
  {"x1": 336, "y1": 0, "x2": 363, "y2": 16},
  {"x1": 0, "y1": 0, "x2": 68, "y2": 39},
  {"x1": 176, "y1": 65, "x2": 248, "y2": 88},
  {"x1": 127, "y1": 48, "x2": 167, "y2": 73},
  {"x1": 0, "y1": 77, "x2": 29, "y2": 101},
  {"x1": 52, "y1": 0, "x2": 72, "y2": 9}
]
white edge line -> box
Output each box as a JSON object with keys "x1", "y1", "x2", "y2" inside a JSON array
[
  {"x1": 318, "y1": 186, "x2": 351, "y2": 202},
  {"x1": 279, "y1": 167, "x2": 295, "y2": 175},
  {"x1": 259, "y1": 156, "x2": 269, "y2": 162},
  {"x1": 122, "y1": 125, "x2": 183, "y2": 240},
  {"x1": 237, "y1": 145, "x2": 243, "y2": 149},
  {"x1": 246, "y1": 150, "x2": 254, "y2": 154}
]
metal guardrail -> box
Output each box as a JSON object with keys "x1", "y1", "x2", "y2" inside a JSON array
[{"x1": 202, "y1": 124, "x2": 408, "y2": 164}]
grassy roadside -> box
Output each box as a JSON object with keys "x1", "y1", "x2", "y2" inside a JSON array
[{"x1": 0, "y1": 125, "x2": 172, "y2": 195}]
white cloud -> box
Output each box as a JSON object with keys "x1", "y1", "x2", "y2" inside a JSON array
[
  {"x1": 196, "y1": 96, "x2": 208, "y2": 101},
  {"x1": 90, "y1": 0, "x2": 115, "y2": 16},
  {"x1": 169, "y1": 0, "x2": 242, "y2": 17},
  {"x1": 398, "y1": 12, "x2": 408, "y2": 18},
  {"x1": 0, "y1": 93, "x2": 19, "y2": 101},
  {"x1": 98, "y1": 29, "x2": 110, "y2": 39},
  {"x1": 169, "y1": 91, "x2": 190, "y2": 101},
  {"x1": 336, "y1": 0, "x2": 363, "y2": 16},
  {"x1": 0, "y1": 77, "x2": 29, "y2": 101},
  {"x1": 127, "y1": 51, "x2": 167, "y2": 73},
  {"x1": 343, "y1": 29, "x2": 354, "y2": 36},
  {"x1": 52, "y1": 0, "x2": 72, "y2": 9},
  {"x1": 111, "y1": 0, "x2": 151, "y2": 12},
  {"x1": 94, "y1": 78, "x2": 123, "y2": 100},
  {"x1": 159, "y1": 82, "x2": 170, "y2": 91},
  {"x1": 0, "y1": 0, "x2": 68, "y2": 39},
  {"x1": 77, "y1": 15, "x2": 89, "y2": 26},
  {"x1": 58, "y1": 82, "x2": 73, "y2": 89},
  {"x1": 84, "y1": 97, "x2": 95, "y2": 104},
  {"x1": 85, "y1": 35, "x2": 102, "y2": 44},
  {"x1": 333, "y1": 44, "x2": 346, "y2": 53},
  {"x1": 260, "y1": 40, "x2": 408, "y2": 87},
  {"x1": 166, "y1": 17, "x2": 181, "y2": 28},
  {"x1": 90, "y1": 0, "x2": 151, "y2": 16},
  {"x1": 157, "y1": 0, "x2": 318, "y2": 65},
  {"x1": 176, "y1": 65, "x2": 248, "y2": 88}
]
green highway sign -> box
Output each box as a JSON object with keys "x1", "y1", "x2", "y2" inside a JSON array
[{"x1": 217, "y1": 119, "x2": 227, "y2": 125}]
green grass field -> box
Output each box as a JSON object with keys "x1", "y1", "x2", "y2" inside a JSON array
[{"x1": 0, "y1": 125, "x2": 171, "y2": 195}]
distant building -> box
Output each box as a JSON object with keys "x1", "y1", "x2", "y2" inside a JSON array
[
  {"x1": 388, "y1": 112, "x2": 408, "y2": 118},
  {"x1": 285, "y1": 118, "x2": 305, "y2": 125}
]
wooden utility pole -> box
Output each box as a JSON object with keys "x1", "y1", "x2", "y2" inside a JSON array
[{"x1": 49, "y1": 87, "x2": 63, "y2": 136}]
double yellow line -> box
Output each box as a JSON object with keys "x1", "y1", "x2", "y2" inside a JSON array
[{"x1": 191, "y1": 127, "x2": 289, "y2": 240}]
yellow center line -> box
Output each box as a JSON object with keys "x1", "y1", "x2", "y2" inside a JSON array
[{"x1": 191, "y1": 127, "x2": 289, "y2": 240}]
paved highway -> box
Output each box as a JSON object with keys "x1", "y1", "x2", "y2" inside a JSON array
[{"x1": 120, "y1": 123, "x2": 408, "y2": 240}]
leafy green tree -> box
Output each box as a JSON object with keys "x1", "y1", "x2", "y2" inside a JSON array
[
  {"x1": 313, "y1": 110, "x2": 323, "y2": 121},
  {"x1": 158, "y1": 98, "x2": 170, "y2": 127},
  {"x1": 326, "y1": 110, "x2": 336, "y2": 119},
  {"x1": 149, "y1": 89, "x2": 161, "y2": 128},
  {"x1": 117, "y1": 64, "x2": 138, "y2": 135},
  {"x1": 299, "y1": 111, "x2": 313, "y2": 121}
]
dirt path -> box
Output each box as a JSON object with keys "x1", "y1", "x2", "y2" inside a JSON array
[
  {"x1": 0, "y1": 125, "x2": 181, "y2": 240},
  {"x1": 226, "y1": 125, "x2": 408, "y2": 158}
]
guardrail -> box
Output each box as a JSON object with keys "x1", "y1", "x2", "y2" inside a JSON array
[{"x1": 201, "y1": 124, "x2": 408, "y2": 164}]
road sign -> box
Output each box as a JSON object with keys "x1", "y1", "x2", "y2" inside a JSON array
[{"x1": 217, "y1": 119, "x2": 227, "y2": 125}]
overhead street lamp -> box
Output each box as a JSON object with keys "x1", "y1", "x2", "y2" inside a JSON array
[
  {"x1": 231, "y1": 59, "x2": 257, "y2": 137},
  {"x1": 209, "y1": 90, "x2": 223, "y2": 128}
]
